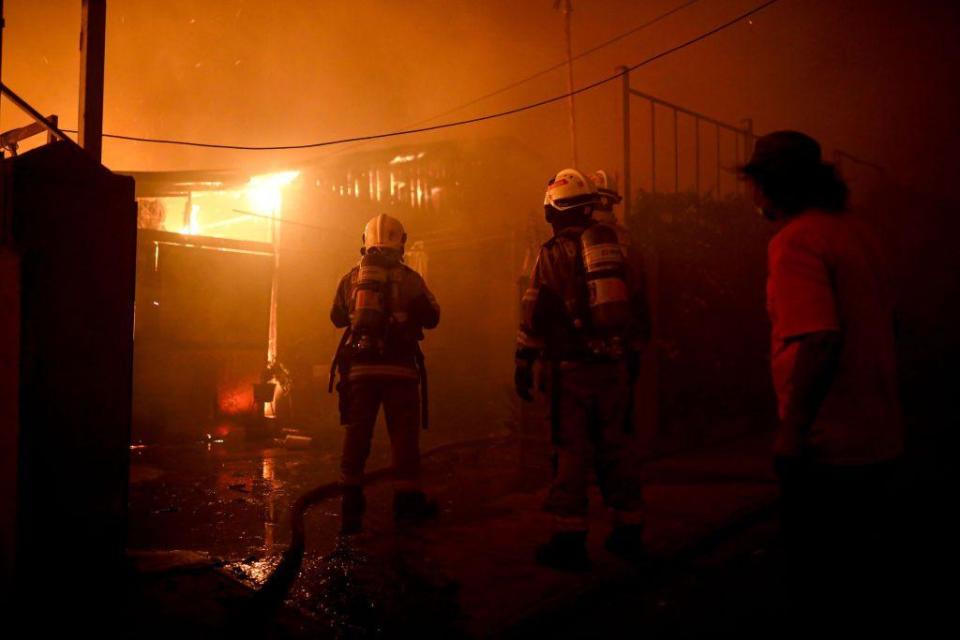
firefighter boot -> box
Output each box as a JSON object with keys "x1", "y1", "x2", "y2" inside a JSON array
[
  {"x1": 393, "y1": 491, "x2": 439, "y2": 524},
  {"x1": 535, "y1": 531, "x2": 590, "y2": 572},
  {"x1": 604, "y1": 524, "x2": 646, "y2": 564},
  {"x1": 340, "y1": 485, "x2": 366, "y2": 536}
]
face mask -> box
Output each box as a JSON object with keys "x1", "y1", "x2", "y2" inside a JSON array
[{"x1": 364, "y1": 247, "x2": 403, "y2": 265}]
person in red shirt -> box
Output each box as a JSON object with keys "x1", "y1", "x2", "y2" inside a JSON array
[{"x1": 740, "y1": 131, "x2": 904, "y2": 624}]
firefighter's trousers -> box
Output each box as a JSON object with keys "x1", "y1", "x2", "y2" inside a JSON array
[
  {"x1": 341, "y1": 376, "x2": 421, "y2": 493},
  {"x1": 544, "y1": 361, "x2": 644, "y2": 525}
]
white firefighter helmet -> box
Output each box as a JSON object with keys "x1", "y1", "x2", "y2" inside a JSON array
[
  {"x1": 591, "y1": 170, "x2": 623, "y2": 211},
  {"x1": 544, "y1": 168, "x2": 599, "y2": 211},
  {"x1": 362, "y1": 214, "x2": 407, "y2": 254}
]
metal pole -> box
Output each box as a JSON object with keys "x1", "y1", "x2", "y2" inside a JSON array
[
  {"x1": 559, "y1": 0, "x2": 578, "y2": 167},
  {"x1": 715, "y1": 124, "x2": 721, "y2": 196},
  {"x1": 78, "y1": 0, "x2": 106, "y2": 163},
  {"x1": 742, "y1": 117, "x2": 755, "y2": 157},
  {"x1": 733, "y1": 131, "x2": 740, "y2": 194},
  {"x1": 694, "y1": 117, "x2": 700, "y2": 197},
  {"x1": 620, "y1": 66, "x2": 631, "y2": 220},
  {"x1": 673, "y1": 108, "x2": 679, "y2": 193},
  {"x1": 740, "y1": 117, "x2": 752, "y2": 195},
  {"x1": 650, "y1": 102, "x2": 656, "y2": 194}
]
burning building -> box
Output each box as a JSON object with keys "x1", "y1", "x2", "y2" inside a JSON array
[{"x1": 126, "y1": 137, "x2": 550, "y2": 443}]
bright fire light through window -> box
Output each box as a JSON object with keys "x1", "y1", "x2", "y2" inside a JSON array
[{"x1": 138, "y1": 170, "x2": 300, "y2": 243}]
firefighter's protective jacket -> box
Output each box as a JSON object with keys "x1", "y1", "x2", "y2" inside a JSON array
[
  {"x1": 331, "y1": 263, "x2": 439, "y2": 380},
  {"x1": 517, "y1": 223, "x2": 650, "y2": 362}
]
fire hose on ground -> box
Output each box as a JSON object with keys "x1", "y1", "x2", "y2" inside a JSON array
[
  {"x1": 249, "y1": 417, "x2": 770, "y2": 615},
  {"x1": 253, "y1": 435, "x2": 517, "y2": 608}
]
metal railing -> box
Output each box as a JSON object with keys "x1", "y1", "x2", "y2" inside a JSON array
[
  {"x1": 833, "y1": 149, "x2": 885, "y2": 176},
  {"x1": 620, "y1": 67, "x2": 754, "y2": 215},
  {"x1": 0, "y1": 82, "x2": 82, "y2": 246},
  {"x1": 0, "y1": 83, "x2": 77, "y2": 152}
]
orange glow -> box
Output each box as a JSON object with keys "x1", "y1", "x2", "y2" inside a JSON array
[
  {"x1": 138, "y1": 170, "x2": 300, "y2": 243},
  {"x1": 217, "y1": 380, "x2": 256, "y2": 416},
  {"x1": 247, "y1": 170, "x2": 300, "y2": 215}
]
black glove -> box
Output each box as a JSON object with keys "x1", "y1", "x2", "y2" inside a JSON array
[{"x1": 514, "y1": 361, "x2": 534, "y2": 402}]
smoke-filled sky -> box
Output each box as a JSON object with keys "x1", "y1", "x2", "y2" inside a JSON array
[{"x1": 2, "y1": 0, "x2": 959, "y2": 198}]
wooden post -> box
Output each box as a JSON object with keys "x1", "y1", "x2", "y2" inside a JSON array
[
  {"x1": 78, "y1": 0, "x2": 106, "y2": 163},
  {"x1": 695, "y1": 117, "x2": 700, "y2": 198}
]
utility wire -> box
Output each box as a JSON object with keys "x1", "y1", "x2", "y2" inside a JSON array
[
  {"x1": 286, "y1": 0, "x2": 703, "y2": 163},
  {"x1": 56, "y1": 0, "x2": 703, "y2": 151},
  {"x1": 408, "y1": 0, "x2": 702, "y2": 128},
  {"x1": 60, "y1": 0, "x2": 778, "y2": 151}
]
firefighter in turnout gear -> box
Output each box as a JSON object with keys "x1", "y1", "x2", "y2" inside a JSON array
[
  {"x1": 330, "y1": 214, "x2": 440, "y2": 535},
  {"x1": 516, "y1": 169, "x2": 651, "y2": 571}
]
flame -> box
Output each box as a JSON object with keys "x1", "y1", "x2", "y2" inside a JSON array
[
  {"x1": 179, "y1": 203, "x2": 201, "y2": 235},
  {"x1": 149, "y1": 170, "x2": 300, "y2": 241},
  {"x1": 247, "y1": 170, "x2": 300, "y2": 216}
]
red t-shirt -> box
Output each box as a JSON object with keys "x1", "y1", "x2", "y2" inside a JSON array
[{"x1": 767, "y1": 210, "x2": 903, "y2": 464}]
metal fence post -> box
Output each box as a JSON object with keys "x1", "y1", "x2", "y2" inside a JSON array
[
  {"x1": 620, "y1": 66, "x2": 631, "y2": 219},
  {"x1": 650, "y1": 102, "x2": 656, "y2": 194},
  {"x1": 694, "y1": 117, "x2": 700, "y2": 198},
  {"x1": 673, "y1": 109, "x2": 679, "y2": 193},
  {"x1": 715, "y1": 124, "x2": 721, "y2": 196}
]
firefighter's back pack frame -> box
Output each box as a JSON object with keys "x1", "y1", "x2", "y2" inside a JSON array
[{"x1": 328, "y1": 327, "x2": 430, "y2": 430}]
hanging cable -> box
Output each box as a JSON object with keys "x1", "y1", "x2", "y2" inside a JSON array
[
  {"x1": 55, "y1": 0, "x2": 778, "y2": 151},
  {"x1": 315, "y1": 0, "x2": 704, "y2": 162}
]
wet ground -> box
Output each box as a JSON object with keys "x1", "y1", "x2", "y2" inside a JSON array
[
  {"x1": 127, "y1": 425, "x2": 786, "y2": 637},
  {"x1": 128, "y1": 428, "x2": 526, "y2": 637}
]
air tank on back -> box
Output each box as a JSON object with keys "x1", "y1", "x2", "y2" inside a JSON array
[
  {"x1": 580, "y1": 222, "x2": 630, "y2": 330},
  {"x1": 351, "y1": 252, "x2": 389, "y2": 340}
]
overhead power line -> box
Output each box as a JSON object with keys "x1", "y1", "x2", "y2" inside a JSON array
[
  {"x1": 304, "y1": 0, "x2": 704, "y2": 163},
  {"x1": 412, "y1": 0, "x2": 702, "y2": 128},
  {"x1": 56, "y1": 0, "x2": 703, "y2": 151},
  {"x1": 59, "y1": 0, "x2": 779, "y2": 151}
]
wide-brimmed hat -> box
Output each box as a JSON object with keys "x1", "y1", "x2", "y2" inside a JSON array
[{"x1": 739, "y1": 130, "x2": 823, "y2": 179}]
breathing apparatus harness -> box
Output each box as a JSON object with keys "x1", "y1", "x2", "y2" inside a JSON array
[
  {"x1": 537, "y1": 215, "x2": 636, "y2": 442},
  {"x1": 329, "y1": 256, "x2": 430, "y2": 430}
]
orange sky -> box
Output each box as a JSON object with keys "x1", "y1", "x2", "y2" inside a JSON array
[{"x1": 2, "y1": 0, "x2": 958, "y2": 198}]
